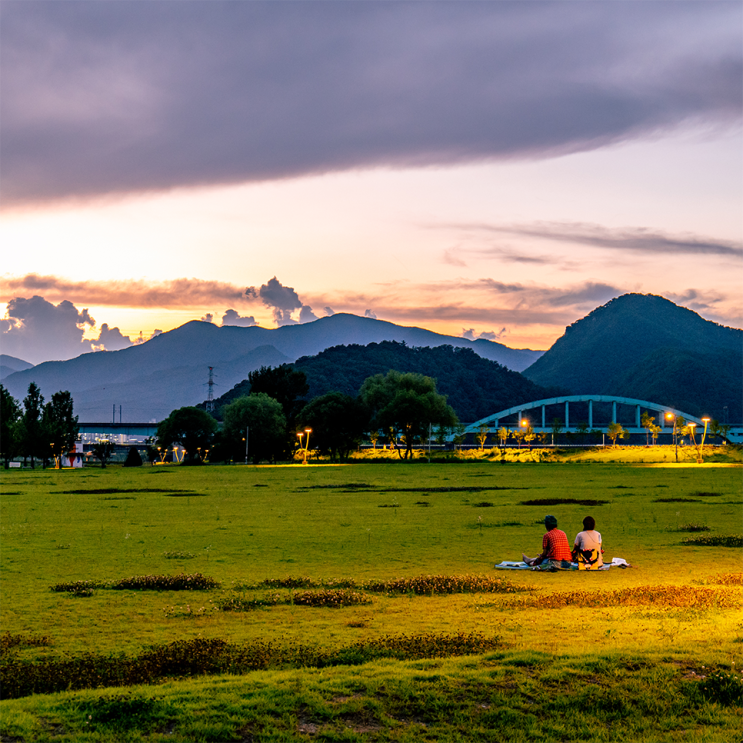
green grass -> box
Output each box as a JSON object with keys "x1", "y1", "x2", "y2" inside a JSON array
[{"x1": 1, "y1": 461, "x2": 741, "y2": 741}]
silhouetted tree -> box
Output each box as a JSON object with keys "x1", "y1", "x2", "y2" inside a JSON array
[
  {"x1": 43, "y1": 391, "x2": 78, "y2": 467},
  {"x1": 360, "y1": 371, "x2": 458, "y2": 459},
  {"x1": 247, "y1": 365, "x2": 309, "y2": 423},
  {"x1": 20, "y1": 383, "x2": 45, "y2": 468},
  {"x1": 91, "y1": 440, "x2": 115, "y2": 468},
  {"x1": 299, "y1": 392, "x2": 368, "y2": 462},
  {"x1": 1, "y1": 385, "x2": 22, "y2": 468},
  {"x1": 157, "y1": 407, "x2": 218, "y2": 463},
  {"x1": 124, "y1": 446, "x2": 143, "y2": 467},
  {"x1": 222, "y1": 394, "x2": 286, "y2": 463}
]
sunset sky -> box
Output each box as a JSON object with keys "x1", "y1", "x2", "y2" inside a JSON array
[{"x1": 1, "y1": 1, "x2": 741, "y2": 365}]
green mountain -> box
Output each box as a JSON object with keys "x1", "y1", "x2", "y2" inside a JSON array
[
  {"x1": 211, "y1": 341, "x2": 560, "y2": 423},
  {"x1": 523, "y1": 294, "x2": 742, "y2": 421}
]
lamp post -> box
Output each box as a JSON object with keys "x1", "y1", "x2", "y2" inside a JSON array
[
  {"x1": 666, "y1": 413, "x2": 678, "y2": 463},
  {"x1": 304, "y1": 428, "x2": 312, "y2": 464},
  {"x1": 520, "y1": 419, "x2": 528, "y2": 449}
]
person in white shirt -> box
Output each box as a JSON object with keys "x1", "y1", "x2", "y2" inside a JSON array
[{"x1": 572, "y1": 515, "x2": 604, "y2": 570}]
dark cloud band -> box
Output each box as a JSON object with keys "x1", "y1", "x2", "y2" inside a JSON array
[{"x1": 1, "y1": 2, "x2": 740, "y2": 205}]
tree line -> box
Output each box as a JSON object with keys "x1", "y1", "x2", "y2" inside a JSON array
[
  {"x1": 157, "y1": 365, "x2": 458, "y2": 464},
  {"x1": 1, "y1": 383, "x2": 79, "y2": 468}
]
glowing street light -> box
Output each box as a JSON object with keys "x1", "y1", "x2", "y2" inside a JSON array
[
  {"x1": 520, "y1": 418, "x2": 528, "y2": 449},
  {"x1": 297, "y1": 428, "x2": 313, "y2": 464},
  {"x1": 666, "y1": 412, "x2": 679, "y2": 463}
]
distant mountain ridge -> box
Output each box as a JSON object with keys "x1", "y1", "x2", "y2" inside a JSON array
[
  {"x1": 0, "y1": 354, "x2": 34, "y2": 381},
  {"x1": 1, "y1": 313, "x2": 542, "y2": 421},
  {"x1": 523, "y1": 294, "x2": 742, "y2": 421}
]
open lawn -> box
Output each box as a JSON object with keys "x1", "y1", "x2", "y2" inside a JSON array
[{"x1": 1, "y1": 461, "x2": 741, "y2": 741}]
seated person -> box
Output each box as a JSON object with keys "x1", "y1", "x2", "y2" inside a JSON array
[
  {"x1": 572, "y1": 515, "x2": 604, "y2": 570},
  {"x1": 522, "y1": 515, "x2": 573, "y2": 569}
]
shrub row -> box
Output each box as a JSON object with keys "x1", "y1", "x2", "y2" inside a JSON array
[
  {"x1": 501, "y1": 585, "x2": 741, "y2": 611},
  {"x1": 0, "y1": 632, "x2": 503, "y2": 699},
  {"x1": 682, "y1": 535, "x2": 743, "y2": 548},
  {"x1": 50, "y1": 574, "x2": 220, "y2": 594}
]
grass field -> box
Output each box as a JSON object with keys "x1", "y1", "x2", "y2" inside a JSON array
[{"x1": 1, "y1": 460, "x2": 741, "y2": 741}]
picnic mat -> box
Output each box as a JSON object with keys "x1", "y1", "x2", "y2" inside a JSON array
[{"x1": 494, "y1": 557, "x2": 631, "y2": 571}]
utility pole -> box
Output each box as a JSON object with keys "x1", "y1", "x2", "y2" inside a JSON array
[{"x1": 245, "y1": 426, "x2": 249, "y2": 464}]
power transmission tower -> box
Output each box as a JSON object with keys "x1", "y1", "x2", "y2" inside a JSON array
[{"x1": 206, "y1": 367, "x2": 215, "y2": 413}]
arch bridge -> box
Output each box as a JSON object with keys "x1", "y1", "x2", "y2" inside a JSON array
[{"x1": 457, "y1": 395, "x2": 706, "y2": 438}]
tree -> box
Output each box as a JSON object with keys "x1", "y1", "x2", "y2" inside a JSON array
[
  {"x1": 222, "y1": 394, "x2": 286, "y2": 464},
  {"x1": 124, "y1": 446, "x2": 143, "y2": 467},
  {"x1": 360, "y1": 371, "x2": 458, "y2": 459},
  {"x1": 497, "y1": 427, "x2": 510, "y2": 448},
  {"x1": 247, "y1": 365, "x2": 309, "y2": 423},
  {"x1": 640, "y1": 412, "x2": 655, "y2": 445},
  {"x1": 157, "y1": 407, "x2": 218, "y2": 463},
  {"x1": 368, "y1": 431, "x2": 380, "y2": 449},
  {"x1": 20, "y1": 383, "x2": 45, "y2": 468},
  {"x1": 607, "y1": 421, "x2": 627, "y2": 447},
  {"x1": 299, "y1": 392, "x2": 369, "y2": 462},
  {"x1": 91, "y1": 440, "x2": 115, "y2": 468},
  {"x1": 476, "y1": 424, "x2": 490, "y2": 451},
  {"x1": 42, "y1": 391, "x2": 79, "y2": 467},
  {"x1": 0, "y1": 385, "x2": 21, "y2": 468},
  {"x1": 522, "y1": 425, "x2": 536, "y2": 449}
]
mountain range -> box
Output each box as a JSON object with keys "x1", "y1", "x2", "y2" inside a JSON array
[
  {"x1": 523, "y1": 294, "x2": 742, "y2": 422},
  {"x1": 0, "y1": 314, "x2": 541, "y2": 421},
  {"x1": 3, "y1": 294, "x2": 740, "y2": 423}
]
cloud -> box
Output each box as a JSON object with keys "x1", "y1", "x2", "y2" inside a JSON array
[
  {"x1": 323, "y1": 307, "x2": 335, "y2": 316},
  {"x1": 246, "y1": 277, "x2": 318, "y2": 327},
  {"x1": 299, "y1": 305, "x2": 318, "y2": 323},
  {"x1": 134, "y1": 329, "x2": 162, "y2": 345},
  {"x1": 200, "y1": 313, "x2": 214, "y2": 324},
  {"x1": 0, "y1": 274, "x2": 249, "y2": 308},
  {"x1": 459, "y1": 222, "x2": 743, "y2": 259},
  {"x1": 1, "y1": 2, "x2": 740, "y2": 205},
  {"x1": 461, "y1": 327, "x2": 508, "y2": 342},
  {"x1": 90, "y1": 323, "x2": 132, "y2": 352},
  {"x1": 364, "y1": 309, "x2": 377, "y2": 320},
  {"x1": 0, "y1": 295, "x2": 96, "y2": 364},
  {"x1": 221, "y1": 309, "x2": 257, "y2": 327}
]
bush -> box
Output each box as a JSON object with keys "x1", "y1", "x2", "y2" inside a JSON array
[
  {"x1": 682, "y1": 535, "x2": 743, "y2": 548},
  {"x1": 291, "y1": 589, "x2": 372, "y2": 608},
  {"x1": 675, "y1": 523, "x2": 711, "y2": 532},
  {"x1": 123, "y1": 446, "x2": 143, "y2": 467},
  {"x1": 111, "y1": 574, "x2": 220, "y2": 591},
  {"x1": 699, "y1": 669, "x2": 743, "y2": 706}
]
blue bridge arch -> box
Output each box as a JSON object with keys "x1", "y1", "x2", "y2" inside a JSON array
[{"x1": 454, "y1": 395, "x2": 707, "y2": 438}]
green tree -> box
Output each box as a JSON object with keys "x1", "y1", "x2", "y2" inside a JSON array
[
  {"x1": 157, "y1": 407, "x2": 218, "y2": 463},
  {"x1": 360, "y1": 371, "x2": 458, "y2": 460},
  {"x1": 42, "y1": 391, "x2": 79, "y2": 467},
  {"x1": 223, "y1": 394, "x2": 286, "y2": 464},
  {"x1": 607, "y1": 421, "x2": 627, "y2": 447},
  {"x1": 299, "y1": 392, "x2": 369, "y2": 462},
  {"x1": 641, "y1": 412, "x2": 655, "y2": 445},
  {"x1": 0, "y1": 385, "x2": 21, "y2": 468},
  {"x1": 20, "y1": 383, "x2": 45, "y2": 468},
  {"x1": 247, "y1": 365, "x2": 309, "y2": 423},
  {"x1": 91, "y1": 440, "x2": 115, "y2": 468}
]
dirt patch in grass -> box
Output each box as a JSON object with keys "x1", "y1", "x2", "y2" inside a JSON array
[
  {"x1": 690, "y1": 491, "x2": 723, "y2": 497},
  {"x1": 303, "y1": 484, "x2": 528, "y2": 493},
  {"x1": 653, "y1": 498, "x2": 700, "y2": 503},
  {"x1": 59, "y1": 488, "x2": 198, "y2": 495},
  {"x1": 520, "y1": 498, "x2": 608, "y2": 506}
]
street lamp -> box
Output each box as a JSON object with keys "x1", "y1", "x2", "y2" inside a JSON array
[
  {"x1": 700, "y1": 417, "x2": 710, "y2": 448},
  {"x1": 304, "y1": 428, "x2": 312, "y2": 464},
  {"x1": 666, "y1": 413, "x2": 679, "y2": 463},
  {"x1": 520, "y1": 419, "x2": 528, "y2": 449}
]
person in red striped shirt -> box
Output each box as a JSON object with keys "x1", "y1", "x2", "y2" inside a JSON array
[{"x1": 522, "y1": 515, "x2": 573, "y2": 570}]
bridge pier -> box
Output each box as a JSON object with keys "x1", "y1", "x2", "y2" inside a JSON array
[{"x1": 588, "y1": 400, "x2": 593, "y2": 428}]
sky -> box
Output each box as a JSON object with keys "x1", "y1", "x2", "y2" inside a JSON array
[{"x1": 1, "y1": 0, "x2": 741, "y2": 366}]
